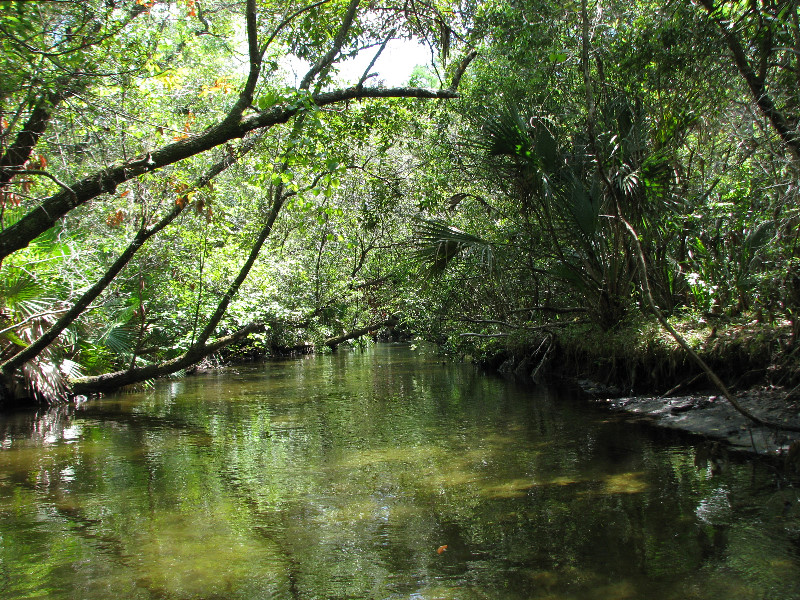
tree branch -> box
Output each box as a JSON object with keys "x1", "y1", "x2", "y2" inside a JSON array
[
  {"x1": 699, "y1": 0, "x2": 800, "y2": 158},
  {"x1": 0, "y1": 78, "x2": 470, "y2": 262},
  {"x1": 230, "y1": 0, "x2": 263, "y2": 118},
  {"x1": 69, "y1": 322, "x2": 265, "y2": 395},
  {"x1": 300, "y1": 0, "x2": 361, "y2": 90},
  {"x1": 324, "y1": 315, "x2": 398, "y2": 348},
  {"x1": 358, "y1": 31, "x2": 394, "y2": 88},
  {"x1": 0, "y1": 87, "x2": 73, "y2": 187},
  {"x1": 1, "y1": 133, "x2": 264, "y2": 377},
  {"x1": 447, "y1": 50, "x2": 477, "y2": 92},
  {"x1": 458, "y1": 332, "x2": 510, "y2": 338},
  {"x1": 509, "y1": 305, "x2": 589, "y2": 315},
  {"x1": 7, "y1": 169, "x2": 75, "y2": 193},
  {"x1": 260, "y1": 0, "x2": 332, "y2": 54},
  {"x1": 0, "y1": 309, "x2": 69, "y2": 336}
]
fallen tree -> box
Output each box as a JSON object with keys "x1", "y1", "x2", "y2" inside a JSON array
[
  {"x1": 324, "y1": 315, "x2": 399, "y2": 349},
  {"x1": 70, "y1": 322, "x2": 265, "y2": 395}
]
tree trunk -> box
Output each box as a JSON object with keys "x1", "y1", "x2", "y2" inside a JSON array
[
  {"x1": 324, "y1": 316, "x2": 399, "y2": 349},
  {"x1": 70, "y1": 323, "x2": 264, "y2": 395},
  {"x1": 0, "y1": 133, "x2": 262, "y2": 378},
  {"x1": 0, "y1": 86, "x2": 73, "y2": 187}
]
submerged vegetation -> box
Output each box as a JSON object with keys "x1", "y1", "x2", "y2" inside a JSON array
[{"x1": 1, "y1": 0, "x2": 799, "y2": 405}]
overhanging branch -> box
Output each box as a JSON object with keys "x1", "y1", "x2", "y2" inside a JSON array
[
  {"x1": 324, "y1": 315, "x2": 399, "y2": 348},
  {"x1": 0, "y1": 71, "x2": 474, "y2": 262},
  {"x1": 70, "y1": 322, "x2": 265, "y2": 395}
]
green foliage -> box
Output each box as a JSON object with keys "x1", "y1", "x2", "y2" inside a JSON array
[
  {"x1": 412, "y1": 219, "x2": 495, "y2": 277},
  {"x1": 2, "y1": 0, "x2": 800, "y2": 400},
  {"x1": 392, "y1": 0, "x2": 800, "y2": 361},
  {"x1": 0, "y1": 268, "x2": 73, "y2": 401}
]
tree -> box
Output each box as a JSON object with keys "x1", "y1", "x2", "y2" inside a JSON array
[
  {"x1": 0, "y1": 0, "x2": 476, "y2": 404},
  {"x1": 698, "y1": 0, "x2": 800, "y2": 158},
  {"x1": 403, "y1": 0, "x2": 799, "y2": 381}
]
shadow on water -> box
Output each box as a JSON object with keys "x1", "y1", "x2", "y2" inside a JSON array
[{"x1": 1, "y1": 343, "x2": 799, "y2": 599}]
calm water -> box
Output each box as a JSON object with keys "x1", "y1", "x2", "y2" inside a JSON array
[{"x1": 1, "y1": 344, "x2": 799, "y2": 599}]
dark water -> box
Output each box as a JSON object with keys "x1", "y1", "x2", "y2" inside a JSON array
[{"x1": 1, "y1": 344, "x2": 799, "y2": 599}]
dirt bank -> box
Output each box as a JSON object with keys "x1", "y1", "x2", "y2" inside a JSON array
[
  {"x1": 584, "y1": 384, "x2": 800, "y2": 459},
  {"x1": 483, "y1": 317, "x2": 800, "y2": 461}
]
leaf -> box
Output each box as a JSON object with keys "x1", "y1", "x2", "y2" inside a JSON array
[
  {"x1": 0, "y1": 269, "x2": 49, "y2": 319},
  {"x1": 561, "y1": 175, "x2": 600, "y2": 236},
  {"x1": 106, "y1": 209, "x2": 125, "y2": 228},
  {"x1": 102, "y1": 323, "x2": 137, "y2": 355},
  {"x1": 412, "y1": 219, "x2": 495, "y2": 277},
  {"x1": 744, "y1": 221, "x2": 774, "y2": 254},
  {"x1": 437, "y1": 545, "x2": 448, "y2": 554},
  {"x1": 59, "y1": 359, "x2": 83, "y2": 380},
  {"x1": 533, "y1": 121, "x2": 558, "y2": 172},
  {"x1": 478, "y1": 106, "x2": 533, "y2": 159}
]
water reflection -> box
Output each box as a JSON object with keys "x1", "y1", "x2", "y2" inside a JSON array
[{"x1": 0, "y1": 344, "x2": 799, "y2": 599}]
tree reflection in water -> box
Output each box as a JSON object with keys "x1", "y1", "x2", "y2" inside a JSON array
[{"x1": 0, "y1": 345, "x2": 798, "y2": 600}]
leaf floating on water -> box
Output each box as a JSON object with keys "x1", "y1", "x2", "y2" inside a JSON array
[{"x1": 437, "y1": 545, "x2": 448, "y2": 554}]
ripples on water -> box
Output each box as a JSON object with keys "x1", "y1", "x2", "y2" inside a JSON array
[{"x1": 0, "y1": 344, "x2": 799, "y2": 599}]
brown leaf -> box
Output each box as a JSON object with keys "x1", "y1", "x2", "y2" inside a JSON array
[{"x1": 106, "y1": 209, "x2": 125, "y2": 228}]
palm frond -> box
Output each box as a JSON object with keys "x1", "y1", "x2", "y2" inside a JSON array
[
  {"x1": 22, "y1": 359, "x2": 68, "y2": 403},
  {"x1": 744, "y1": 221, "x2": 775, "y2": 255},
  {"x1": 0, "y1": 268, "x2": 49, "y2": 317},
  {"x1": 561, "y1": 175, "x2": 602, "y2": 236},
  {"x1": 101, "y1": 323, "x2": 138, "y2": 356},
  {"x1": 412, "y1": 219, "x2": 495, "y2": 278},
  {"x1": 478, "y1": 107, "x2": 534, "y2": 159}
]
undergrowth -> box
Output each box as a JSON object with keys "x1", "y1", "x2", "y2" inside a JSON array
[{"x1": 479, "y1": 312, "x2": 798, "y2": 395}]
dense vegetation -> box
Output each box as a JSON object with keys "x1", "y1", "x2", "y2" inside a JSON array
[{"x1": 1, "y1": 0, "x2": 799, "y2": 405}]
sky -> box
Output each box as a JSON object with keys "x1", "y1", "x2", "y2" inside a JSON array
[
  {"x1": 336, "y1": 39, "x2": 436, "y2": 87},
  {"x1": 283, "y1": 39, "x2": 436, "y2": 88}
]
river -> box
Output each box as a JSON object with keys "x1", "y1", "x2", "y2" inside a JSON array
[{"x1": 0, "y1": 344, "x2": 798, "y2": 599}]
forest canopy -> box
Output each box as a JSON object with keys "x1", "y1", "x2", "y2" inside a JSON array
[{"x1": 1, "y1": 0, "x2": 798, "y2": 405}]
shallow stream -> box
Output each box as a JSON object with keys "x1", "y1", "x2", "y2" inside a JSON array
[{"x1": 1, "y1": 344, "x2": 799, "y2": 599}]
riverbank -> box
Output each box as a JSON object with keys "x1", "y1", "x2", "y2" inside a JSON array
[
  {"x1": 583, "y1": 384, "x2": 800, "y2": 460},
  {"x1": 478, "y1": 315, "x2": 800, "y2": 462}
]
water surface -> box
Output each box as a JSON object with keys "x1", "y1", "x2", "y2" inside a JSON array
[{"x1": 1, "y1": 344, "x2": 799, "y2": 599}]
